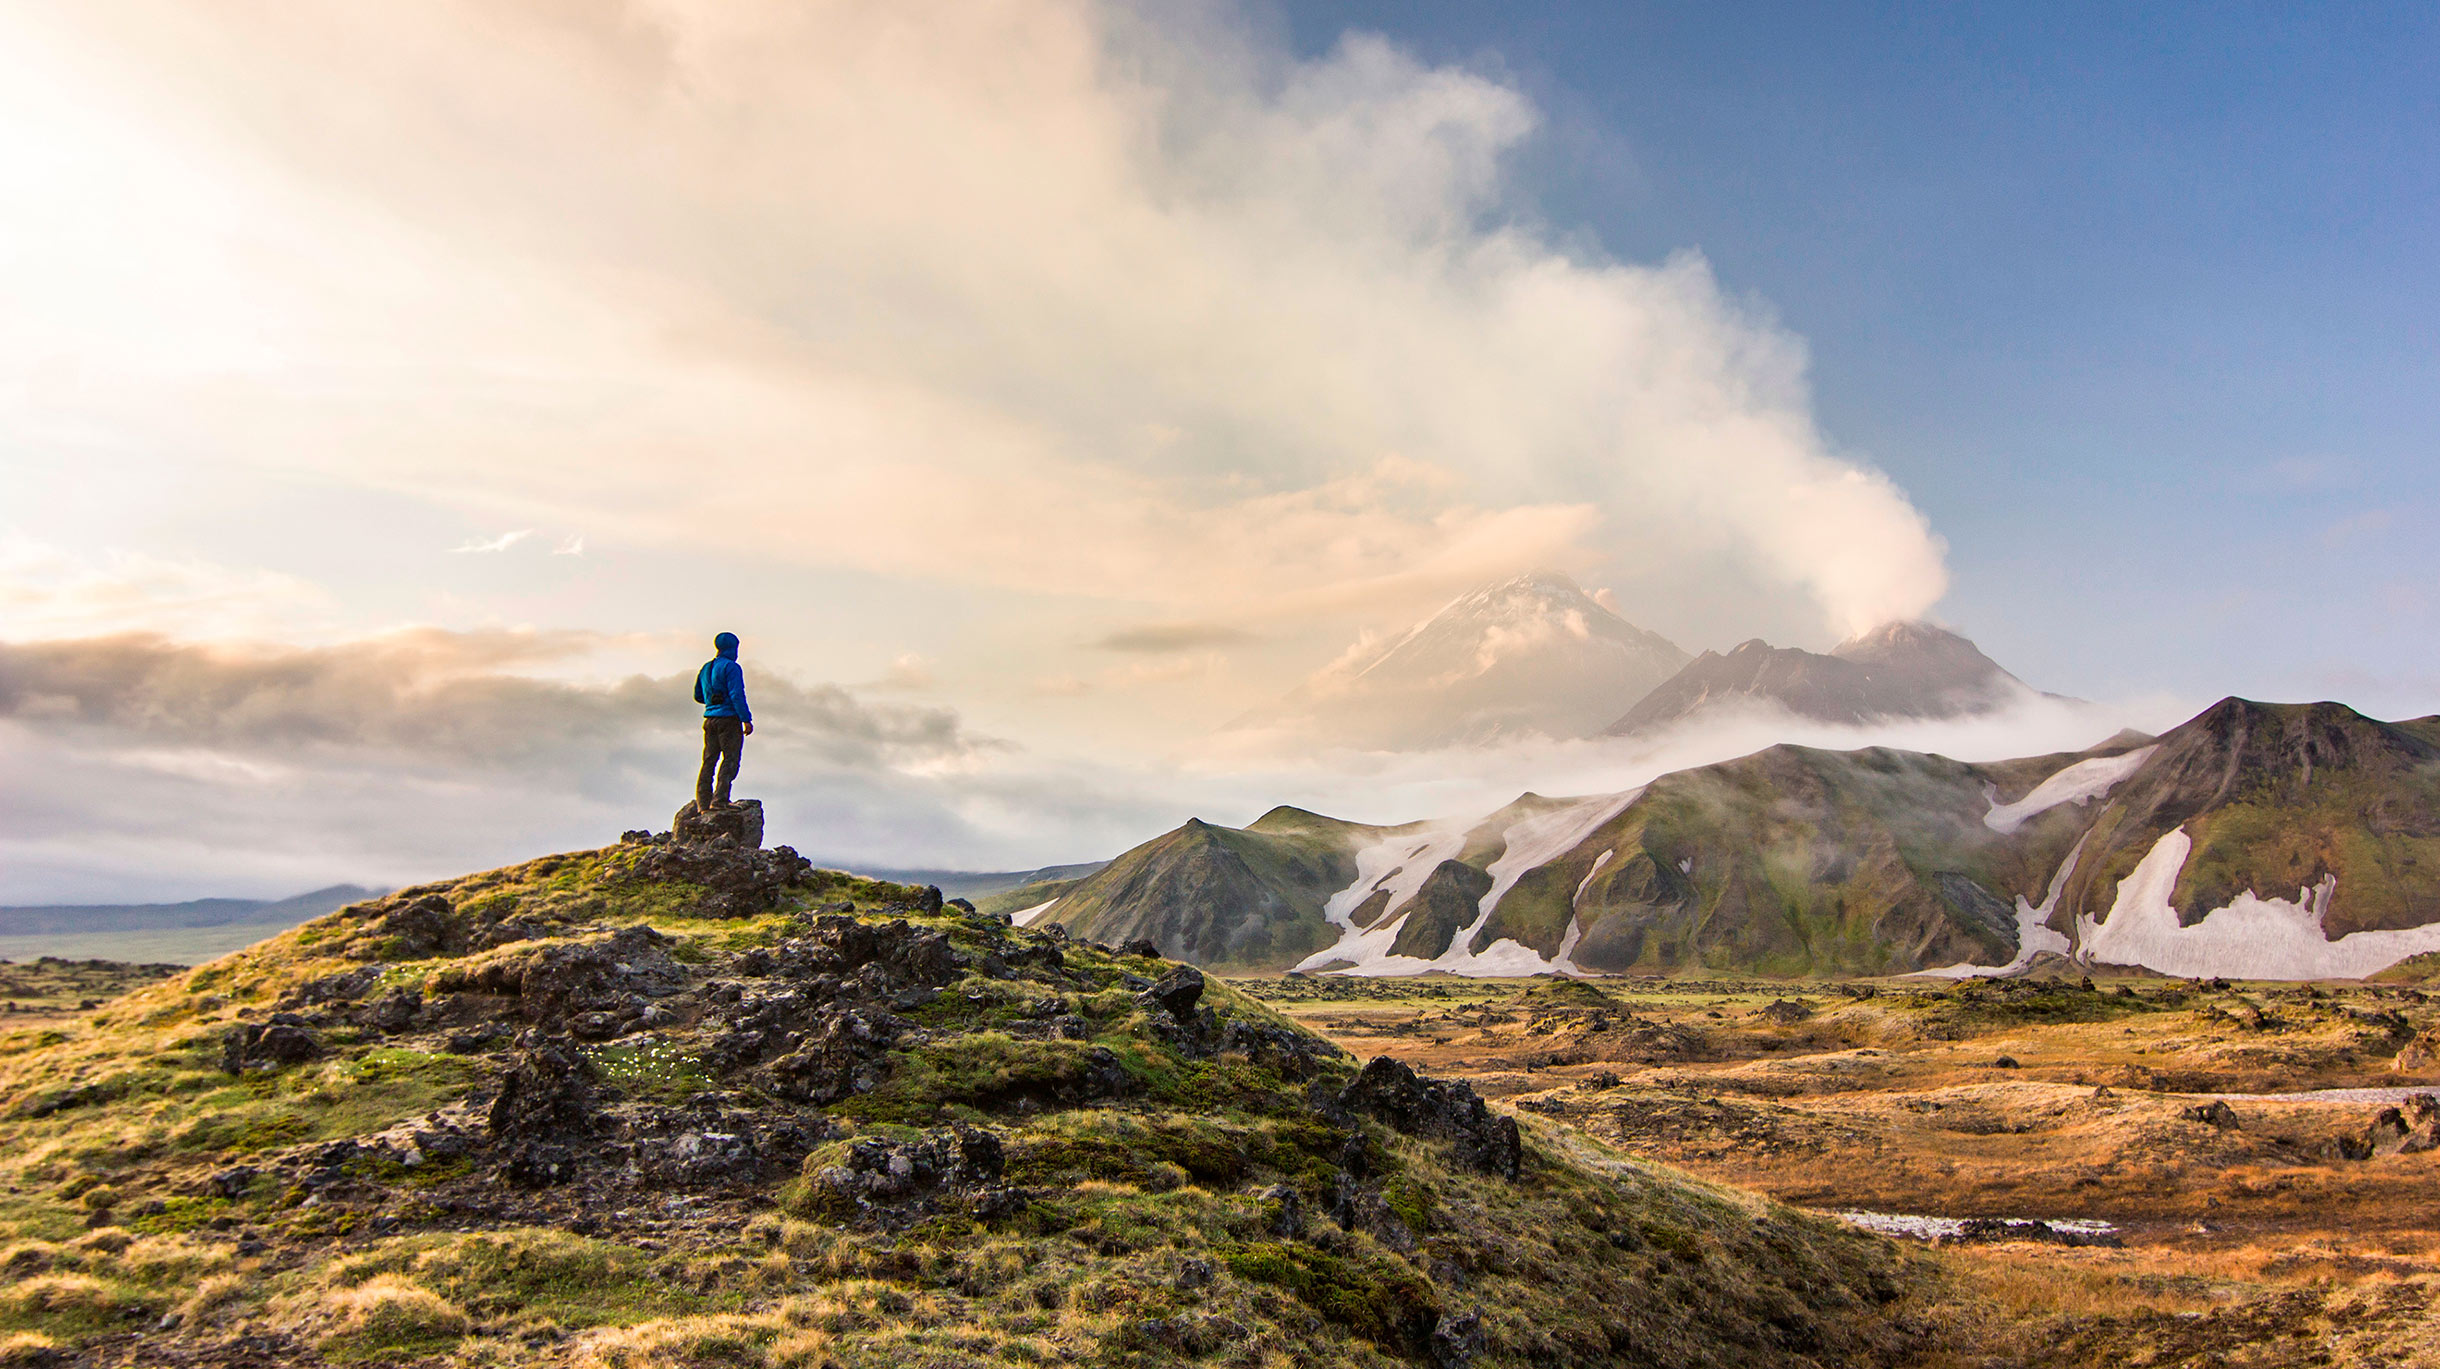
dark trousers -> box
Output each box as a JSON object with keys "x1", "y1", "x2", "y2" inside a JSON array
[{"x1": 697, "y1": 717, "x2": 744, "y2": 808}]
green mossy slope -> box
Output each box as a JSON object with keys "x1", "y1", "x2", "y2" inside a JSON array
[{"x1": 0, "y1": 839, "x2": 1925, "y2": 1367}]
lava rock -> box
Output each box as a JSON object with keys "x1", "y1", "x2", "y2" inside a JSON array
[
  {"x1": 281, "y1": 966, "x2": 384, "y2": 1009},
  {"x1": 1431, "y1": 1310, "x2": 1486, "y2": 1368},
  {"x1": 208, "y1": 1166, "x2": 258, "y2": 1200},
  {"x1": 220, "y1": 1018, "x2": 322, "y2": 1074},
  {"x1": 614, "y1": 831, "x2": 813, "y2": 918},
  {"x1": 454, "y1": 925, "x2": 681, "y2": 1023},
  {"x1": 364, "y1": 988, "x2": 423, "y2": 1033},
  {"x1": 762, "y1": 1006, "x2": 904, "y2": 1104},
  {"x1": 1950, "y1": 1217, "x2": 2121, "y2": 1248},
  {"x1": 1138, "y1": 965, "x2": 1205, "y2": 1018},
  {"x1": 378, "y1": 894, "x2": 462, "y2": 957},
  {"x1": 2181, "y1": 1100, "x2": 2241, "y2": 1130},
  {"x1": 801, "y1": 1126, "x2": 1013, "y2": 1228},
  {"x1": 487, "y1": 1036, "x2": 602, "y2": 1183},
  {"x1": 673, "y1": 798, "x2": 765, "y2": 849},
  {"x1": 1259, "y1": 1183, "x2": 1305, "y2": 1239},
  {"x1": 1337, "y1": 1055, "x2": 1522, "y2": 1180}
]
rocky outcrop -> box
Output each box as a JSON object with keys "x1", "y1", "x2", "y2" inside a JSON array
[
  {"x1": 1606, "y1": 622, "x2": 2028, "y2": 737},
  {"x1": 486, "y1": 1033, "x2": 602, "y2": 1187},
  {"x1": 2338, "y1": 1094, "x2": 2440, "y2": 1160},
  {"x1": 367, "y1": 891, "x2": 566, "y2": 958},
  {"x1": 1336, "y1": 1055, "x2": 1522, "y2": 1180},
  {"x1": 673, "y1": 798, "x2": 765, "y2": 848},
  {"x1": 797, "y1": 1126, "x2": 1021, "y2": 1229},
  {"x1": 612, "y1": 827, "x2": 816, "y2": 919},
  {"x1": 220, "y1": 1015, "x2": 322, "y2": 1074}
]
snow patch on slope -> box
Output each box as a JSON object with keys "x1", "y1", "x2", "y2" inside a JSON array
[
  {"x1": 1298, "y1": 791, "x2": 1638, "y2": 977},
  {"x1": 1011, "y1": 898, "x2": 1060, "y2": 927},
  {"x1": 2078, "y1": 828, "x2": 2440, "y2": 979},
  {"x1": 1914, "y1": 835, "x2": 2085, "y2": 979},
  {"x1": 1574, "y1": 850, "x2": 1616, "y2": 903},
  {"x1": 1983, "y1": 746, "x2": 2157, "y2": 834},
  {"x1": 1291, "y1": 823, "x2": 1473, "y2": 974}
]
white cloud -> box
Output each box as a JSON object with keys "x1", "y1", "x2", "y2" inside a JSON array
[
  {"x1": 450, "y1": 530, "x2": 534, "y2": 555},
  {"x1": 0, "y1": 535, "x2": 341, "y2": 643},
  {"x1": 2, "y1": 0, "x2": 1947, "y2": 647}
]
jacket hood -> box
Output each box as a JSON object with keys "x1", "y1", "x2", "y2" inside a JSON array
[{"x1": 713, "y1": 631, "x2": 739, "y2": 659}]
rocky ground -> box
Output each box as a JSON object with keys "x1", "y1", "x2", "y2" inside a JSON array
[
  {"x1": 0, "y1": 816, "x2": 1926, "y2": 1368},
  {"x1": 0, "y1": 961, "x2": 183, "y2": 1023},
  {"x1": 1247, "y1": 970, "x2": 2440, "y2": 1367}
]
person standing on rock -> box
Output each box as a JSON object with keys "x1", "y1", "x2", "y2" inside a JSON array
[{"x1": 694, "y1": 631, "x2": 753, "y2": 810}]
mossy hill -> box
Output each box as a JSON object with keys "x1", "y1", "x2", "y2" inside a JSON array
[
  {"x1": 0, "y1": 829, "x2": 1924, "y2": 1367},
  {"x1": 1040, "y1": 808, "x2": 1396, "y2": 973},
  {"x1": 2060, "y1": 698, "x2": 2440, "y2": 934}
]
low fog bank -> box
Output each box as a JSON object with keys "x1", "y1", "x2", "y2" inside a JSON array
[
  {"x1": 1166, "y1": 686, "x2": 2196, "y2": 834},
  {"x1": 2, "y1": 627, "x2": 2201, "y2": 903}
]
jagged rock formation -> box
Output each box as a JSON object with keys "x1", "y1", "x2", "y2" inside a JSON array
[{"x1": 1606, "y1": 621, "x2": 2033, "y2": 736}]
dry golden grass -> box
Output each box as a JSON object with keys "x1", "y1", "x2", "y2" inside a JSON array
[
  {"x1": 318, "y1": 1273, "x2": 472, "y2": 1348},
  {"x1": 1260, "y1": 973, "x2": 2440, "y2": 1368},
  {"x1": 0, "y1": 1333, "x2": 59, "y2": 1367},
  {"x1": 176, "y1": 1271, "x2": 250, "y2": 1326},
  {"x1": 0, "y1": 1274, "x2": 114, "y2": 1318}
]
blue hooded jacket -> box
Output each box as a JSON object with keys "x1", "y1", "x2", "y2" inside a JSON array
[{"x1": 694, "y1": 632, "x2": 752, "y2": 723}]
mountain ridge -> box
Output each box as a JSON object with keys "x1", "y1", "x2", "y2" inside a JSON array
[
  {"x1": 0, "y1": 884, "x2": 380, "y2": 938},
  {"x1": 1047, "y1": 698, "x2": 2440, "y2": 981},
  {"x1": 1606, "y1": 621, "x2": 2033, "y2": 737}
]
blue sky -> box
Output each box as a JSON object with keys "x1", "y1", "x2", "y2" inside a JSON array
[{"x1": 1282, "y1": 0, "x2": 2440, "y2": 712}]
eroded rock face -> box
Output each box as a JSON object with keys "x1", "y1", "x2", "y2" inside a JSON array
[{"x1": 1337, "y1": 1055, "x2": 1522, "y2": 1180}]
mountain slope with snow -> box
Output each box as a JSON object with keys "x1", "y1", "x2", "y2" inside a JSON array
[
  {"x1": 1229, "y1": 570, "x2": 1690, "y2": 750},
  {"x1": 1063, "y1": 698, "x2": 2440, "y2": 981}
]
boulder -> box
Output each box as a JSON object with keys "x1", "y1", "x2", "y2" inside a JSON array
[
  {"x1": 220, "y1": 1015, "x2": 322, "y2": 1074},
  {"x1": 378, "y1": 895, "x2": 463, "y2": 957},
  {"x1": 1337, "y1": 1055, "x2": 1522, "y2": 1180},
  {"x1": 1138, "y1": 965, "x2": 1206, "y2": 1019},
  {"x1": 674, "y1": 798, "x2": 765, "y2": 849}
]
